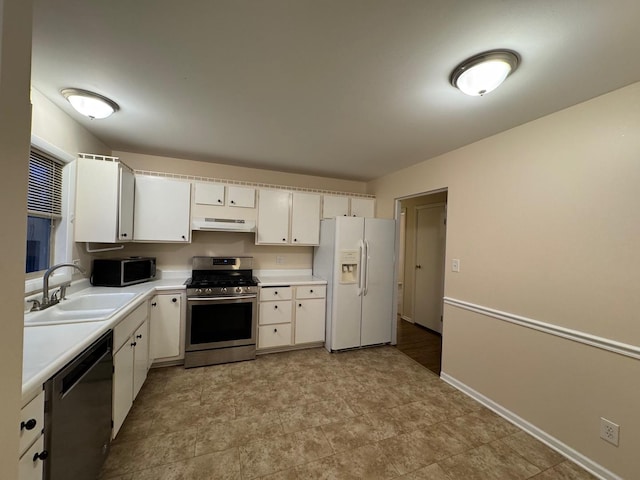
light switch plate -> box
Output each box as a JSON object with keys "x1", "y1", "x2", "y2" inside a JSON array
[{"x1": 452, "y1": 259, "x2": 460, "y2": 272}]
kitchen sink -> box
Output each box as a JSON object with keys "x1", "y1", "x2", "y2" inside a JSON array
[
  {"x1": 25, "y1": 292, "x2": 137, "y2": 326},
  {"x1": 56, "y1": 292, "x2": 136, "y2": 311}
]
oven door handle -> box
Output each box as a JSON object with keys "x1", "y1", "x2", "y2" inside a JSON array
[{"x1": 188, "y1": 295, "x2": 257, "y2": 301}]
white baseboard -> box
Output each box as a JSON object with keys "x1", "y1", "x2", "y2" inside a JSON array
[
  {"x1": 440, "y1": 372, "x2": 622, "y2": 480},
  {"x1": 400, "y1": 315, "x2": 413, "y2": 323}
]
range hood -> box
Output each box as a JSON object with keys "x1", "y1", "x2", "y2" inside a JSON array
[{"x1": 191, "y1": 217, "x2": 256, "y2": 232}]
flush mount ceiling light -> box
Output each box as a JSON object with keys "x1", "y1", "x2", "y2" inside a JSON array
[
  {"x1": 450, "y1": 50, "x2": 520, "y2": 96},
  {"x1": 61, "y1": 88, "x2": 120, "y2": 119}
]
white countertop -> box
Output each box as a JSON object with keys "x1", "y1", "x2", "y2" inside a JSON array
[
  {"x1": 22, "y1": 277, "x2": 187, "y2": 403},
  {"x1": 255, "y1": 269, "x2": 327, "y2": 287}
]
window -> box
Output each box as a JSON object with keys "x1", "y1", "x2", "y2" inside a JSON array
[{"x1": 26, "y1": 149, "x2": 63, "y2": 274}]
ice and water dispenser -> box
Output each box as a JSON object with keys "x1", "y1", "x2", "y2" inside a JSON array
[{"x1": 339, "y1": 250, "x2": 359, "y2": 284}]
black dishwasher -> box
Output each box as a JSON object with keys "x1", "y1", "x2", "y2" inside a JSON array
[{"x1": 44, "y1": 330, "x2": 113, "y2": 480}]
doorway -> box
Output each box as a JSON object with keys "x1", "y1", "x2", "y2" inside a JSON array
[{"x1": 395, "y1": 190, "x2": 447, "y2": 375}]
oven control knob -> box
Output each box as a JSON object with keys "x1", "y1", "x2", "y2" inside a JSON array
[
  {"x1": 196, "y1": 288, "x2": 202, "y2": 294},
  {"x1": 235, "y1": 287, "x2": 241, "y2": 293},
  {"x1": 206, "y1": 288, "x2": 212, "y2": 294},
  {"x1": 221, "y1": 287, "x2": 227, "y2": 293}
]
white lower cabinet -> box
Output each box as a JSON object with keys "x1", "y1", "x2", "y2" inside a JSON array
[
  {"x1": 19, "y1": 391, "x2": 45, "y2": 480},
  {"x1": 258, "y1": 284, "x2": 326, "y2": 350},
  {"x1": 294, "y1": 298, "x2": 325, "y2": 344},
  {"x1": 149, "y1": 293, "x2": 184, "y2": 363},
  {"x1": 112, "y1": 303, "x2": 149, "y2": 438},
  {"x1": 19, "y1": 436, "x2": 45, "y2": 480}
]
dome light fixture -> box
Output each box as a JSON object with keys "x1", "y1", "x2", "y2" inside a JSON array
[
  {"x1": 450, "y1": 50, "x2": 520, "y2": 96},
  {"x1": 61, "y1": 88, "x2": 120, "y2": 119}
]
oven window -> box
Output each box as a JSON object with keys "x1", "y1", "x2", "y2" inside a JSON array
[{"x1": 190, "y1": 302, "x2": 253, "y2": 344}]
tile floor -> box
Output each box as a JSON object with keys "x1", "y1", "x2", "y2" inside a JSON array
[{"x1": 100, "y1": 347, "x2": 597, "y2": 480}]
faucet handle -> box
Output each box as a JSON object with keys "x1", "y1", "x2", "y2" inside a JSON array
[
  {"x1": 50, "y1": 289, "x2": 60, "y2": 305},
  {"x1": 58, "y1": 282, "x2": 71, "y2": 300},
  {"x1": 28, "y1": 299, "x2": 42, "y2": 312}
]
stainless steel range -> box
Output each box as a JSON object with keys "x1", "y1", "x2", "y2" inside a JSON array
[{"x1": 184, "y1": 256, "x2": 259, "y2": 368}]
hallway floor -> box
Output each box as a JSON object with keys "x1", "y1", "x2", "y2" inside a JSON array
[
  {"x1": 101, "y1": 347, "x2": 596, "y2": 479},
  {"x1": 395, "y1": 317, "x2": 442, "y2": 375}
]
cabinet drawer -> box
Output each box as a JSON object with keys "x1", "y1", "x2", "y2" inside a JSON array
[
  {"x1": 258, "y1": 324, "x2": 292, "y2": 349},
  {"x1": 19, "y1": 391, "x2": 44, "y2": 456},
  {"x1": 260, "y1": 286, "x2": 292, "y2": 301},
  {"x1": 19, "y1": 435, "x2": 44, "y2": 480},
  {"x1": 114, "y1": 302, "x2": 148, "y2": 351},
  {"x1": 295, "y1": 285, "x2": 326, "y2": 299},
  {"x1": 259, "y1": 301, "x2": 292, "y2": 325}
]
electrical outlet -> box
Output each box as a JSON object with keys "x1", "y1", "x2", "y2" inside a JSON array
[
  {"x1": 276, "y1": 256, "x2": 285, "y2": 265},
  {"x1": 452, "y1": 258, "x2": 460, "y2": 272},
  {"x1": 600, "y1": 417, "x2": 620, "y2": 446},
  {"x1": 72, "y1": 259, "x2": 81, "y2": 267}
]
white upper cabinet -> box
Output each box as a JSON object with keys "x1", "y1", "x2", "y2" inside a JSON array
[
  {"x1": 257, "y1": 190, "x2": 321, "y2": 245},
  {"x1": 291, "y1": 192, "x2": 321, "y2": 245},
  {"x1": 194, "y1": 182, "x2": 225, "y2": 206},
  {"x1": 227, "y1": 186, "x2": 255, "y2": 208},
  {"x1": 350, "y1": 197, "x2": 375, "y2": 218},
  {"x1": 134, "y1": 176, "x2": 191, "y2": 242},
  {"x1": 74, "y1": 158, "x2": 135, "y2": 242},
  {"x1": 322, "y1": 195, "x2": 350, "y2": 218},
  {"x1": 257, "y1": 190, "x2": 290, "y2": 244},
  {"x1": 194, "y1": 182, "x2": 255, "y2": 208}
]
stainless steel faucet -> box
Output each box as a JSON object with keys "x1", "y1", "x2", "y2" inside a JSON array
[{"x1": 30, "y1": 263, "x2": 86, "y2": 311}]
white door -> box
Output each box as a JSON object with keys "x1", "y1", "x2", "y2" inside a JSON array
[
  {"x1": 118, "y1": 166, "x2": 135, "y2": 240},
  {"x1": 134, "y1": 176, "x2": 191, "y2": 242},
  {"x1": 291, "y1": 192, "x2": 321, "y2": 245},
  {"x1": 149, "y1": 294, "x2": 182, "y2": 361},
  {"x1": 331, "y1": 217, "x2": 364, "y2": 350},
  {"x1": 257, "y1": 189, "x2": 290, "y2": 244},
  {"x1": 322, "y1": 195, "x2": 349, "y2": 218},
  {"x1": 361, "y1": 218, "x2": 395, "y2": 346},
  {"x1": 112, "y1": 343, "x2": 134, "y2": 438},
  {"x1": 132, "y1": 319, "x2": 149, "y2": 399},
  {"x1": 414, "y1": 205, "x2": 446, "y2": 333}
]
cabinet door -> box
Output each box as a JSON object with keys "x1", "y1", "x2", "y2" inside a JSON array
[
  {"x1": 291, "y1": 192, "x2": 320, "y2": 245},
  {"x1": 322, "y1": 195, "x2": 349, "y2": 218},
  {"x1": 118, "y1": 166, "x2": 135, "y2": 240},
  {"x1": 133, "y1": 319, "x2": 149, "y2": 400},
  {"x1": 19, "y1": 436, "x2": 44, "y2": 480},
  {"x1": 294, "y1": 298, "x2": 325, "y2": 344},
  {"x1": 134, "y1": 176, "x2": 191, "y2": 242},
  {"x1": 150, "y1": 294, "x2": 182, "y2": 361},
  {"x1": 350, "y1": 198, "x2": 375, "y2": 218},
  {"x1": 74, "y1": 158, "x2": 119, "y2": 242},
  {"x1": 259, "y1": 300, "x2": 292, "y2": 325},
  {"x1": 227, "y1": 186, "x2": 255, "y2": 208},
  {"x1": 257, "y1": 190, "x2": 290, "y2": 244},
  {"x1": 194, "y1": 182, "x2": 225, "y2": 205},
  {"x1": 258, "y1": 324, "x2": 292, "y2": 349},
  {"x1": 113, "y1": 343, "x2": 134, "y2": 438}
]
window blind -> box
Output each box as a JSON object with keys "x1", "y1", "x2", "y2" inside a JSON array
[{"x1": 27, "y1": 149, "x2": 63, "y2": 219}]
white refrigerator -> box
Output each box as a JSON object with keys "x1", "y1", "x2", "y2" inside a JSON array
[{"x1": 313, "y1": 217, "x2": 396, "y2": 351}]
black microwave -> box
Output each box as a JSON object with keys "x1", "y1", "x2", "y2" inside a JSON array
[{"x1": 91, "y1": 257, "x2": 156, "y2": 287}]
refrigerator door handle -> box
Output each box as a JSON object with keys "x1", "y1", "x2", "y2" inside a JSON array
[
  {"x1": 357, "y1": 240, "x2": 364, "y2": 296},
  {"x1": 363, "y1": 239, "x2": 370, "y2": 296}
]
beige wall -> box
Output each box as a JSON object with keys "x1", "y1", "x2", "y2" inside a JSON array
[
  {"x1": 86, "y1": 231, "x2": 313, "y2": 272},
  {"x1": 368, "y1": 82, "x2": 640, "y2": 478},
  {"x1": 400, "y1": 191, "x2": 447, "y2": 320},
  {"x1": 0, "y1": 0, "x2": 32, "y2": 476},
  {"x1": 115, "y1": 151, "x2": 368, "y2": 194},
  {"x1": 31, "y1": 87, "x2": 111, "y2": 156}
]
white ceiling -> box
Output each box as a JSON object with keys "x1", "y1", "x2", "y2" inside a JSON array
[{"x1": 31, "y1": 1, "x2": 640, "y2": 181}]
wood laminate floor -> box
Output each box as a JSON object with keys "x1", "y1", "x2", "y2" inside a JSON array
[
  {"x1": 100, "y1": 347, "x2": 596, "y2": 480},
  {"x1": 395, "y1": 317, "x2": 442, "y2": 375}
]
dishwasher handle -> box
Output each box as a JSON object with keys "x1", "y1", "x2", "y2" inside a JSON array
[{"x1": 56, "y1": 332, "x2": 112, "y2": 399}]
